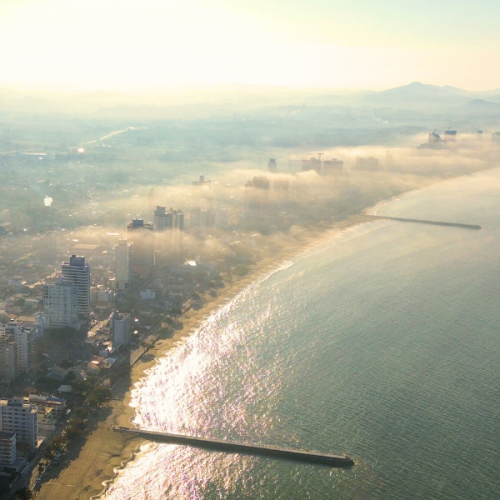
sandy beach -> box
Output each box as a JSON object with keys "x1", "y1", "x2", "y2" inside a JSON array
[{"x1": 32, "y1": 214, "x2": 382, "y2": 500}]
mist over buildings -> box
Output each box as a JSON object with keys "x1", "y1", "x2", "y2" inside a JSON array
[{"x1": 0, "y1": 82, "x2": 499, "y2": 304}]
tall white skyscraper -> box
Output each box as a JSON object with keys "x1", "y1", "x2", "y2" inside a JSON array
[
  {"x1": 152, "y1": 207, "x2": 185, "y2": 257},
  {"x1": 115, "y1": 240, "x2": 133, "y2": 290},
  {"x1": 43, "y1": 278, "x2": 79, "y2": 329},
  {"x1": 110, "y1": 311, "x2": 131, "y2": 347},
  {"x1": 153, "y1": 206, "x2": 168, "y2": 231},
  {"x1": 0, "y1": 398, "x2": 38, "y2": 449},
  {"x1": 61, "y1": 255, "x2": 90, "y2": 315}
]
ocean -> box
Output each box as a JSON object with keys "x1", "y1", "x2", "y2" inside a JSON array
[{"x1": 102, "y1": 169, "x2": 500, "y2": 499}]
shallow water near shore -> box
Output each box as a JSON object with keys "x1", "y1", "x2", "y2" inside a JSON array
[{"x1": 103, "y1": 169, "x2": 500, "y2": 499}]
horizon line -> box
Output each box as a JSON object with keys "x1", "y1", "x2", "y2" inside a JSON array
[{"x1": 0, "y1": 81, "x2": 499, "y2": 95}]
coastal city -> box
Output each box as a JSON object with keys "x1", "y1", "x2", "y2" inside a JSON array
[
  {"x1": 0, "y1": 124, "x2": 498, "y2": 499},
  {"x1": 0, "y1": 72, "x2": 499, "y2": 500},
  {"x1": 2, "y1": 0, "x2": 500, "y2": 497},
  {"x1": 0, "y1": 145, "x2": 385, "y2": 498}
]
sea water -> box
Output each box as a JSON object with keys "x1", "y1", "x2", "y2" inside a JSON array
[{"x1": 103, "y1": 169, "x2": 500, "y2": 499}]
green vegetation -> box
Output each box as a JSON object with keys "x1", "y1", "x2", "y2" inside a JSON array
[
  {"x1": 234, "y1": 265, "x2": 249, "y2": 277},
  {"x1": 13, "y1": 488, "x2": 33, "y2": 500}
]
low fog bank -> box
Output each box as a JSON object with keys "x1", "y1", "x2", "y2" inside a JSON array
[
  {"x1": 1, "y1": 133, "x2": 498, "y2": 235},
  {"x1": 0, "y1": 116, "x2": 498, "y2": 308}
]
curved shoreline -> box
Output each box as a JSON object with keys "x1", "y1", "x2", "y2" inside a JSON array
[
  {"x1": 93, "y1": 215, "x2": 386, "y2": 498},
  {"x1": 35, "y1": 169, "x2": 488, "y2": 500},
  {"x1": 33, "y1": 216, "x2": 373, "y2": 500}
]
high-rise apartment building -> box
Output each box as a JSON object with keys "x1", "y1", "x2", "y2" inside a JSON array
[
  {"x1": 214, "y1": 204, "x2": 228, "y2": 229},
  {"x1": 354, "y1": 156, "x2": 380, "y2": 171},
  {"x1": 0, "y1": 431, "x2": 16, "y2": 466},
  {"x1": 170, "y1": 209, "x2": 184, "y2": 254},
  {"x1": 191, "y1": 175, "x2": 211, "y2": 188},
  {"x1": 115, "y1": 240, "x2": 133, "y2": 290},
  {"x1": 61, "y1": 255, "x2": 90, "y2": 315},
  {"x1": 0, "y1": 335, "x2": 16, "y2": 383},
  {"x1": 4, "y1": 321, "x2": 35, "y2": 373},
  {"x1": 302, "y1": 158, "x2": 322, "y2": 173},
  {"x1": 272, "y1": 178, "x2": 290, "y2": 202},
  {"x1": 153, "y1": 206, "x2": 168, "y2": 231},
  {"x1": 152, "y1": 208, "x2": 185, "y2": 256},
  {"x1": 110, "y1": 311, "x2": 131, "y2": 347},
  {"x1": 127, "y1": 219, "x2": 155, "y2": 275},
  {"x1": 0, "y1": 398, "x2": 38, "y2": 449},
  {"x1": 244, "y1": 176, "x2": 271, "y2": 213},
  {"x1": 323, "y1": 159, "x2": 344, "y2": 175},
  {"x1": 444, "y1": 129, "x2": 457, "y2": 142},
  {"x1": 43, "y1": 278, "x2": 79, "y2": 329}
]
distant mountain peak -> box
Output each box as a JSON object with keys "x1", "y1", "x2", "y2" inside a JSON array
[{"x1": 463, "y1": 99, "x2": 500, "y2": 107}]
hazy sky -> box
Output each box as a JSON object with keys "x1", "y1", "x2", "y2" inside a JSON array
[{"x1": 1, "y1": 0, "x2": 499, "y2": 91}]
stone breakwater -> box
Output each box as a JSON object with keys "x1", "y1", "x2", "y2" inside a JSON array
[{"x1": 113, "y1": 427, "x2": 355, "y2": 468}]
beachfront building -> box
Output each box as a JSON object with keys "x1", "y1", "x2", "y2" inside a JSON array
[
  {"x1": 0, "y1": 398, "x2": 38, "y2": 449},
  {"x1": 111, "y1": 311, "x2": 131, "y2": 347},
  {"x1": 27, "y1": 394, "x2": 66, "y2": 419}
]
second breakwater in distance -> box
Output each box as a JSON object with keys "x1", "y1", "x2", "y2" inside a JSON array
[{"x1": 367, "y1": 215, "x2": 482, "y2": 229}]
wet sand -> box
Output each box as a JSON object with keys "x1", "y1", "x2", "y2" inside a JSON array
[{"x1": 34, "y1": 214, "x2": 379, "y2": 500}]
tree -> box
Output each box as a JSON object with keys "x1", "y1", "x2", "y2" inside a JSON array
[
  {"x1": 68, "y1": 418, "x2": 86, "y2": 431},
  {"x1": 73, "y1": 379, "x2": 92, "y2": 396},
  {"x1": 74, "y1": 406, "x2": 89, "y2": 419},
  {"x1": 234, "y1": 264, "x2": 249, "y2": 277},
  {"x1": 141, "y1": 341, "x2": 154, "y2": 351},
  {"x1": 93, "y1": 386, "x2": 112, "y2": 404},
  {"x1": 47, "y1": 326, "x2": 75, "y2": 342},
  {"x1": 50, "y1": 435, "x2": 67, "y2": 451},
  {"x1": 59, "y1": 359, "x2": 72, "y2": 369},
  {"x1": 170, "y1": 307, "x2": 182, "y2": 316},
  {"x1": 65, "y1": 418, "x2": 86, "y2": 439},
  {"x1": 37, "y1": 361, "x2": 49, "y2": 377},
  {"x1": 86, "y1": 394, "x2": 101, "y2": 410},
  {"x1": 63, "y1": 370, "x2": 76, "y2": 383},
  {"x1": 14, "y1": 298, "x2": 25, "y2": 308},
  {"x1": 14, "y1": 488, "x2": 33, "y2": 500},
  {"x1": 23, "y1": 387, "x2": 37, "y2": 397}
]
